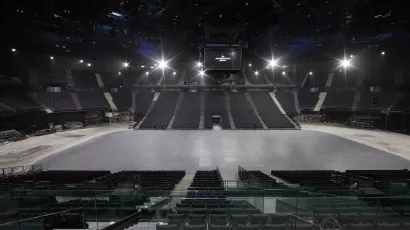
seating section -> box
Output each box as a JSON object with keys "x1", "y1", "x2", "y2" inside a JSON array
[
  {"x1": 392, "y1": 94, "x2": 410, "y2": 112},
  {"x1": 323, "y1": 91, "x2": 355, "y2": 110},
  {"x1": 357, "y1": 92, "x2": 400, "y2": 111},
  {"x1": 304, "y1": 72, "x2": 328, "y2": 87},
  {"x1": 298, "y1": 91, "x2": 319, "y2": 110},
  {"x1": 111, "y1": 91, "x2": 132, "y2": 111},
  {"x1": 275, "y1": 92, "x2": 297, "y2": 115},
  {"x1": 271, "y1": 170, "x2": 349, "y2": 189},
  {"x1": 77, "y1": 92, "x2": 110, "y2": 110},
  {"x1": 239, "y1": 170, "x2": 280, "y2": 188},
  {"x1": 0, "y1": 104, "x2": 13, "y2": 115},
  {"x1": 203, "y1": 92, "x2": 230, "y2": 129},
  {"x1": 250, "y1": 92, "x2": 294, "y2": 128},
  {"x1": 37, "y1": 92, "x2": 77, "y2": 111},
  {"x1": 247, "y1": 70, "x2": 268, "y2": 85},
  {"x1": 3, "y1": 170, "x2": 110, "y2": 183},
  {"x1": 99, "y1": 72, "x2": 122, "y2": 87},
  {"x1": 71, "y1": 70, "x2": 99, "y2": 88},
  {"x1": 133, "y1": 91, "x2": 154, "y2": 115},
  {"x1": 97, "y1": 170, "x2": 185, "y2": 189},
  {"x1": 230, "y1": 93, "x2": 262, "y2": 129},
  {"x1": 173, "y1": 93, "x2": 200, "y2": 129},
  {"x1": 140, "y1": 92, "x2": 179, "y2": 129},
  {"x1": 37, "y1": 68, "x2": 67, "y2": 84},
  {"x1": 0, "y1": 94, "x2": 41, "y2": 112}
]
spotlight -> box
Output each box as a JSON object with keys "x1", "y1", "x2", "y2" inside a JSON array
[
  {"x1": 341, "y1": 59, "x2": 351, "y2": 67},
  {"x1": 141, "y1": 65, "x2": 145, "y2": 68},
  {"x1": 248, "y1": 63, "x2": 252, "y2": 67},
  {"x1": 199, "y1": 70, "x2": 205, "y2": 76},
  {"x1": 173, "y1": 71, "x2": 176, "y2": 75},
  {"x1": 150, "y1": 66, "x2": 154, "y2": 69},
  {"x1": 269, "y1": 59, "x2": 277, "y2": 67},
  {"x1": 158, "y1": 60, "x2": 167, "y2": 69},
  {"x1": 350, "y1": 55, "x2": 354, "y2": 58},
  {"x1": 11, "y1": 48, "x2": 16, "y2": 52},
  {"x1": 197, "y1": 62, "x2": 203, "y2": 67},
  {"x1": 381, "y1": 51, "x2": 385, "y2": 55},
  {"x1": 118, "y1": 72, "x2": 122, "y2": 75},
  {"x1": 309, "y1": 71, "x2": 313, "y2": 75},
  {"x1": 123, "y1": 62, "x2": 129, "y2": 67},
  {"x1": 282, "y1": 71, "x2": 286, "y2": 75},
  {"x1": 87, "y1": 63, "x2": 91, "y2": 67},
  {"x1": 145, "y1": 71, "x2": 149, "y2": 75},
  {"x1": 79, "y1": 59, "x2": 84, "y2": 63},
  {"x1": 283, "y1": 65, "x2": 287, "y2": 68},
  {"x1": 50, "y1": 56, "x2": 54, "y2": 60},
  {"x1": 254, "y1": 71, "x2": 259, "y2": 75}
]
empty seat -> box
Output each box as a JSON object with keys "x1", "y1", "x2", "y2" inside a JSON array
[
  {"x1": 229, "y1": 208, "x2": 245, "y2": 214},
  {"x1": 210, "y1": 214, "x2": 227, "y2": 225},
  {"x1": 177, "y1": 208, "x2": 190, "y2": 214},
  {"x1": 250, "y1": 214, "x2": 270, "y2": 225},
  {"x1": 177, "y1": 203, "x2": 190, "y2": 208},
  {"x1": 338, "y1": 213, "x2": 358, "y2": 224},
  {"x1": 263, "y1": 224, "x2": 288, "y2": 230},
  {"x1": 157, "y1": 224, "x2": 179, "y2": 230},
  {"x1": 237, "y1": 224, "x2": 259, "y2": 230},
  {"x1": 168, "y1": 214, "x2": 185, "y2": 224},
  {"x1": 343, "y1": 223, "x2": 374, "y2": 230},
  {"x1": 210, "y1": 225, "x2": 233, "y2": 230},
  {"x1": 183, "y1": 224, "x2": 206, "y2": 230},
  {"x1": 1, "y1": 223, "x2": 19, "y2": 230},
  {"x1": 188, "y1": 214, "x2": 206, "y2": 225},
  {"x1": 211, "y1": 208, "x2": 228, "y2": 214},
  {"x1": 375, "y1": 223, "x2": 400, "y2": 230},
  {"x1": 192, "y1": 203, "x2": 206, "y2": 208},
  {"x1": 231, "y1": 214, "x2": 249, "y2": 225},
  {"x1": 294, "y1": 223, "x2": 314, "y2": 229},
  {"x1": 191, "y1": 208, "x2": 207, "y2": 214},
  {"x1": 357, "y1": 213, "x2": 378, "y2": 224},
  {"x1": 208, "y1": 204, "x2": 219, "y2": 209},
  {"x1": 271, "y1": 214, "x2": 290, "y2": 224}
]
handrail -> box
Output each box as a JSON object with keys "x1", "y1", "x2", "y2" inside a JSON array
[{"x1": 0, "y1": 207, "x2": 83, "y2": 226}]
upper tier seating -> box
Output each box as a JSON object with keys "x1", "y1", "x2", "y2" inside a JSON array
[
  {"x1": 0, "y1": 94, "x2": 41, "y2": 112},
  {"x1": 204, "y1": 92, "x2": 230, "y2": 129},
  {"x1": 111, "y1": 91, "x2": 132, "y2": 111},
  {"x1": 298, "y1": 91, "x2": 319, "y2": 110},
  {"x1": 71, "y1": 70, "x2": 99, "y2": 88},
  {"x1": 250, "y1": 92, "x2": 294, "y2": 129},
  {"x1": 357, "y1": 92, "x2": 400, "y2": 111},
  {"x1": 304, "y1": 72, "x2": 328, "y2": 87},
  {"x1": 77, "y1": 92, "x2": 110, "y2": 110},
  {"x1": 230, "y1": 93, "x2": 262, "y2": 129},
  {"x1": 2, "y1": 170, "x2": 110, "y2": 184},
  {"x1": 173, "y1": 92, "x2": 200, "y2": 129},
  {"x1": 99, "y1": 72, "x2": 122, "y2": 87},
  {"x1": 133, "y1": 91, "x2": 154, "y2": 115},
  {"x1": 322, "y1": 91, "x2": 355, "y2": 110},
  {"x1": 275, "y1": 92, "x2": 298, "y2": 115},
  {"x1": 37, "y1": 92, "x2": 77, "y2": 111},
  {"x1": 140, "y1": 92, "x2": 179, "y2": 129},
  {"x1": 37, "y1": 68, "x2": 67, "y2": 84},
  {"x1": 247, "y1": 70, "x2": 267, "y2": 85}
]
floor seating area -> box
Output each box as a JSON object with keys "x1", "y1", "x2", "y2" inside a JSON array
[
  {"x1": 140, "y1": 92, "x2": 179, "y2": 129},
  {"x1": 0, "y1": 94, "x2": 42, "y2": 112},
  {"x1": 230, "y1": 93, "x2": 262, "y2": 129},
  {"x1": 37, "y1": 68, "x2": 67, "y2": 85},
  {"x1": 77, "y1": 92, "x2": 111, "y2": 110},
  {"x1": 203, "y1": 92, "x2": 230, "y2": 129},
  {"x1": 322, "y1": 91, "x2": 355, "y2": 110},
  {"x1": 36, "y1": 92, "x2": 77, "y2": 111},
  {"x1": 274, "y1": 92, "x2": 297, "y2": 115},
  {"x1": 71, "y1": 70, "x2": 99, "y2": 88},
  {"x1": 173, "y1": 93, "x2": 200, "y2": 129},
  {"x1": 250, "y1": 92, "x2": 294, "y2": 129}
]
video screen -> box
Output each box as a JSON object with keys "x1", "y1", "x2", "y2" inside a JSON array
[{"x1": 204, "y1": 48, "x2": 242, "y2": 70}]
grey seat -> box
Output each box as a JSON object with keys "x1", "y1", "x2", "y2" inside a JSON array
[
  {"x1": 250, "y1": 214, "x2": 270, "y2": 225},
  {"x1": 375, "y1": 223, "x2": 401, "y2": 230},
  {"x1": 343, "y1": 223, "x2": 374, "y2": 230},
  {"x1": 183, "y1": 224, "x2": 206, "y2": 230},
  {"x1": 210, "y1": 225, "x2": 233, "y2": 230},
  {"x1": 294, "y1": 223, "x2": 314, "y2": 229},
  {"x1": 357, "y1": 213, "x2": 378, "y2": 224},
  {"x1": 211, "y1": 208, "x2": 228, "y2": 214},
  {"x1": 237, "y1": 224, "x2": 259, "y2": 230},
  {"x1": 191, "y1": 208, "x2": 207, "y2": 214},
  {"x1": 231, "y1": 214, "x2": 249, "y2": 225},
  {"x1": 177, "y1": 208, "x2": 190, "y2": 214},
  {"x1": 188, "y1": 214, "x2": 206, "y2": 225},
  {"x1": 338, "y1": 213, "x2": 358, "y2": 224},
  {"x1": 210, "y1": 214, "x2": 227, "y2": 225},
  {"x1": 157, "y1": 224, "x2": 179, "y2": 230},
  {"x1": 1, "y1": 223, "x2": 19, "y2": 230},
  {"x1": 271, "y1": 214, "x2": 289, "y2": 224},
  {"x1": 168, "y1": 214, "x2": 185, "y2": 224},
  {"x1": 177, "y1": 203, "x2": 190, "y2": 208},
  {"x1": 263, "y1": 224, "x2": 288, "y2": 230}
]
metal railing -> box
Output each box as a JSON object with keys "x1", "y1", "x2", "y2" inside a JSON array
[{"x1": 0, "y1": 164, "x2": 42, "y2": 178}]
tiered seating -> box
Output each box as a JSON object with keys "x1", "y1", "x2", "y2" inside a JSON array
[
  {"x1": 37, "y1": 68, "x2": 67, "y2": 84},
  {"x1": 392, "y1": 94, "x2": 410, "y2": 112},
  {"x1": 37, "y1": 92, "x2": 77, "y2": 111},
  {"x1": 304, "y1": 72, "x2": 328, "y2": 87},
  {"x1": 99, "y1": 72, "x2": 122, "y2": 87},
  {"x1": 275, "y1": 92, "x2": 298, "y2": 115},
  {"x1": 3, "y1": 170, "x2": 110, "y2": 184},
  {"x1": 298, "y1": 91, "x2": 319, "y2": 110},
  {"x1": 203, "y1": 92, "x2": 230, "y2": 129},
  {"x1": 71, "y1": 70, "x2": 99, "y2": 88},
  {"x1": 247, "y1": 70, "x2": 267, "y2": 85},
  {"x1": 133, "y1": 91, "x2": 154, "y2": 116},
  {"x1": 77, "y1": 92, "x2": 110, "y2": 110},
  {"x1": 243, "y1": 171, "x2": 280, "y2": 189},
  {"x1": 173, "y1": 93, "x2": 200, "y2": 129},
  {"x1": 97, "y1": 170, "x2": 185, "y2": 189},
  {"x1": 345, "y1": 170, "x2": 410, "y2": 181},
  {"x1": 271, "y1": 170, "x2": 347, "y2": 189},
  {"x1": 0, "y1": 94, "x2": 41, "y2": 112},
  {"x1": 230, "y1": 93, "x2": 262, "y2": 129},
  {"x1": 140, "y1": 92, "x2": 179, "y2": 129},
  {"x1": 189, "y1": 170, "x2": 223, "y2": 191},
  {"x1": 250, "y1": 92, "x2": 294, "y2": 129},
  {"x1": 322, "y1": 91, "x2": 355, "y2": 110},
  {"x1": 111, "y1": 91, "x2": 132, "y2": 111},
  {"x1": 0, "y1": 104, "x2": 13, "y2": 115},
  {"x1": 357, "y1": 92, "x2": 400, "y2": 111}
]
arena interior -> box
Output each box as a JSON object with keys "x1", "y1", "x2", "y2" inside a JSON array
[{"x1": 1, "y1": 0, "x2": 410, "y2": 229}]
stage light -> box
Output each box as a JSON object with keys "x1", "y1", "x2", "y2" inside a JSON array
[
  {"x1": 309, "y1": 71, "x2": 313, "y2": 75},
  {"x1": 118, "y1": 72, "x2": 121, "y2": 75},
  {"x1": 199, "y1": 70, "x2": 205, "y2": 76},
  {"x1": 50, "y1": 56, "x2": 54, "y2": 60},
  {"x1": 350, "y1": 55, "x2": 354, "y2": 58},
  {"x1": 283, "y1": 65, "x2": 287, "y2": 68},
  {"x1": 197, "y1": 62, "x2": 203, "y2": 67},
  {"x1": 341, "y1": 59, "x2": 351, "y2": 67},
  {"x1": 87, "y1": 63, "x2": 91, "y2": 67},
  {"x1": 269, "y1": 59, "x2": 277, "y2": 67},
  {"x1": 282, "y1": 71, "x2": 286, "y2": 75},
  {"x1": 158, "y1": 60, "x2": 167, "y2": 69},
  {"x1": 248, "y1": 63, "x2": 252, "y2": 67},
  {"x1": 123, "y1": 62, "x2": 129, "y2": 67},
  {"x1": 150, "y1": 66, "x2": 154, "y2": 69},
  {"x1": 173, "y1": 71, "x2": 176, "y2": 75},
  {"x1": 79, "y1": 59, "x2": 84, "y2": 63},
  {"x1": 381, "y1": 51, "x2": 385, "y2": 55},
  {"x1": 141, "y1": 65, "x2": 145, "y2": 68},
  {"x1": 145, "y1": 71, "x2": 149, "y2": 75},
  {"x1": 11, "y1": 48, "x2": 16, "y2": 52},
  {"x1": 254, "y1": 71, "x2": 259, "y2": 75}
]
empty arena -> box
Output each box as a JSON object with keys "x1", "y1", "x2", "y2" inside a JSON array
[{"x1": 3, "y1": 0, "x2": 410, "y2": 229}]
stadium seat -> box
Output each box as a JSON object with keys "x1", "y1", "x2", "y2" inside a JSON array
[
  {"x1": 210, "y1": 214, "x2": 227, "y2": 225},
  {"x1": 231, "y1": 214, "x2": 249, "y2": 225},
  {"x1": 294, "y1": 223, "x2": 314, "y2": 229},
  {"x1": 156, "y1": 224, "x2": 179, "y2": 230},
  {"x1": 183, "y1": 224, "x2": 206, "y2": 230},
  {"x1": 188, "y1": 214, "x2": 206, "y2": 224},
  {"x1": 375, "y1": 223, "x2": 400, "y2": 230},
  {"x1": 237, "y1": 224, "x2": 259, "y2": 230},
  {"x1": 250, "y1": 214, "x2": 270, "y2": 225},
  {"x1": 0, "y1": 223, "x2": 19, "y2": 230},
  {"x1": 263, "y1": 224, "x2": 288, "y2": 230},
  {"x1": 343, "y1": 223, "x2": 374, "y2": 230},
  {"x1": 210, "y1": 224, "x2": 233, "y2": 230},
  {"x1": 270, "y1": 213, "x2": 290, "y2": 224},
  {"x1": 168, "y1": 214, "x2": 185, "y2": 224}
]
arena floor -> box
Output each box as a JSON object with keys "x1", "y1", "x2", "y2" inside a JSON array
[{"x1": 36, "y1": 128, "x2": 410, "y2": 180}]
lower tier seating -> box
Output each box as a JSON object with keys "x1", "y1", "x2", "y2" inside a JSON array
[
  {"x1": 230, "y1": 93, "x2": 262, "y2": 129},
  {"x1": 275, "y1": 92, "x2": 297, "y2": 115},
  {"x1": 77, "y1": 92, "x2": 110, "y2": 110},
  {"x1": 37, "y1": 92, "x2": 77, "y2": 111},
  {"x1": 173, "y1": 93, "x2": 200, "y2": 129},
  {"x1": 0, "y1": 94, "x2": 41, "y2": 112},
  {"x1": 140, "y1": 92, "x2": 179, "y2": 129},
  {"x1": 203, "y1": 92, "x2": 230, "y2": 129}
]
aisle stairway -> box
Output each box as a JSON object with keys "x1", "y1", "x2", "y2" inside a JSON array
[{"x1": 170, "y1": 174, "x2": 195, "y2": 197}]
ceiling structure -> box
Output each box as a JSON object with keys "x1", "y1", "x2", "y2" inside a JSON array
[{"x1": 1, "y1": 0, "x2": 409, "y2": 62}]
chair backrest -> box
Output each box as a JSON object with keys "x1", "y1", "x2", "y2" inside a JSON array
[
  {"x1": 237, "y1": 224, "x2": 260, "y2": 230},
  {"x1": 191, "y1": 208, "x2": 207, "y2": 214},
  {"x1": 183, "y1": 224, "x2": 206, "y2": 230},
  {"x1": 294, "y1": 223, "x2": 313, "y2": 230},
  {"x1": 156, "y1": 224, "x2": 179, "y2": 230},
  {"x1": 344, "y1": 223, "x2": 374, "y2": 230},
  {"x1": 375, "y1": 223, "x2": 401, "y2": 230},
  {"x1": 250, "y1": 214, "x2": 270, "y2": 225},
  {"x1": 210, "y1": 224, "x2": 233, "y2": 230},
  {"x1": 231, "y1": 214, "x2": 249, "y2": 225},
  {"x1": 271, "y1": 214, "x2": 290, "y2": 224},
  {"x1": 263, "y1": 224, "x2": 288, "y2": 230}
]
